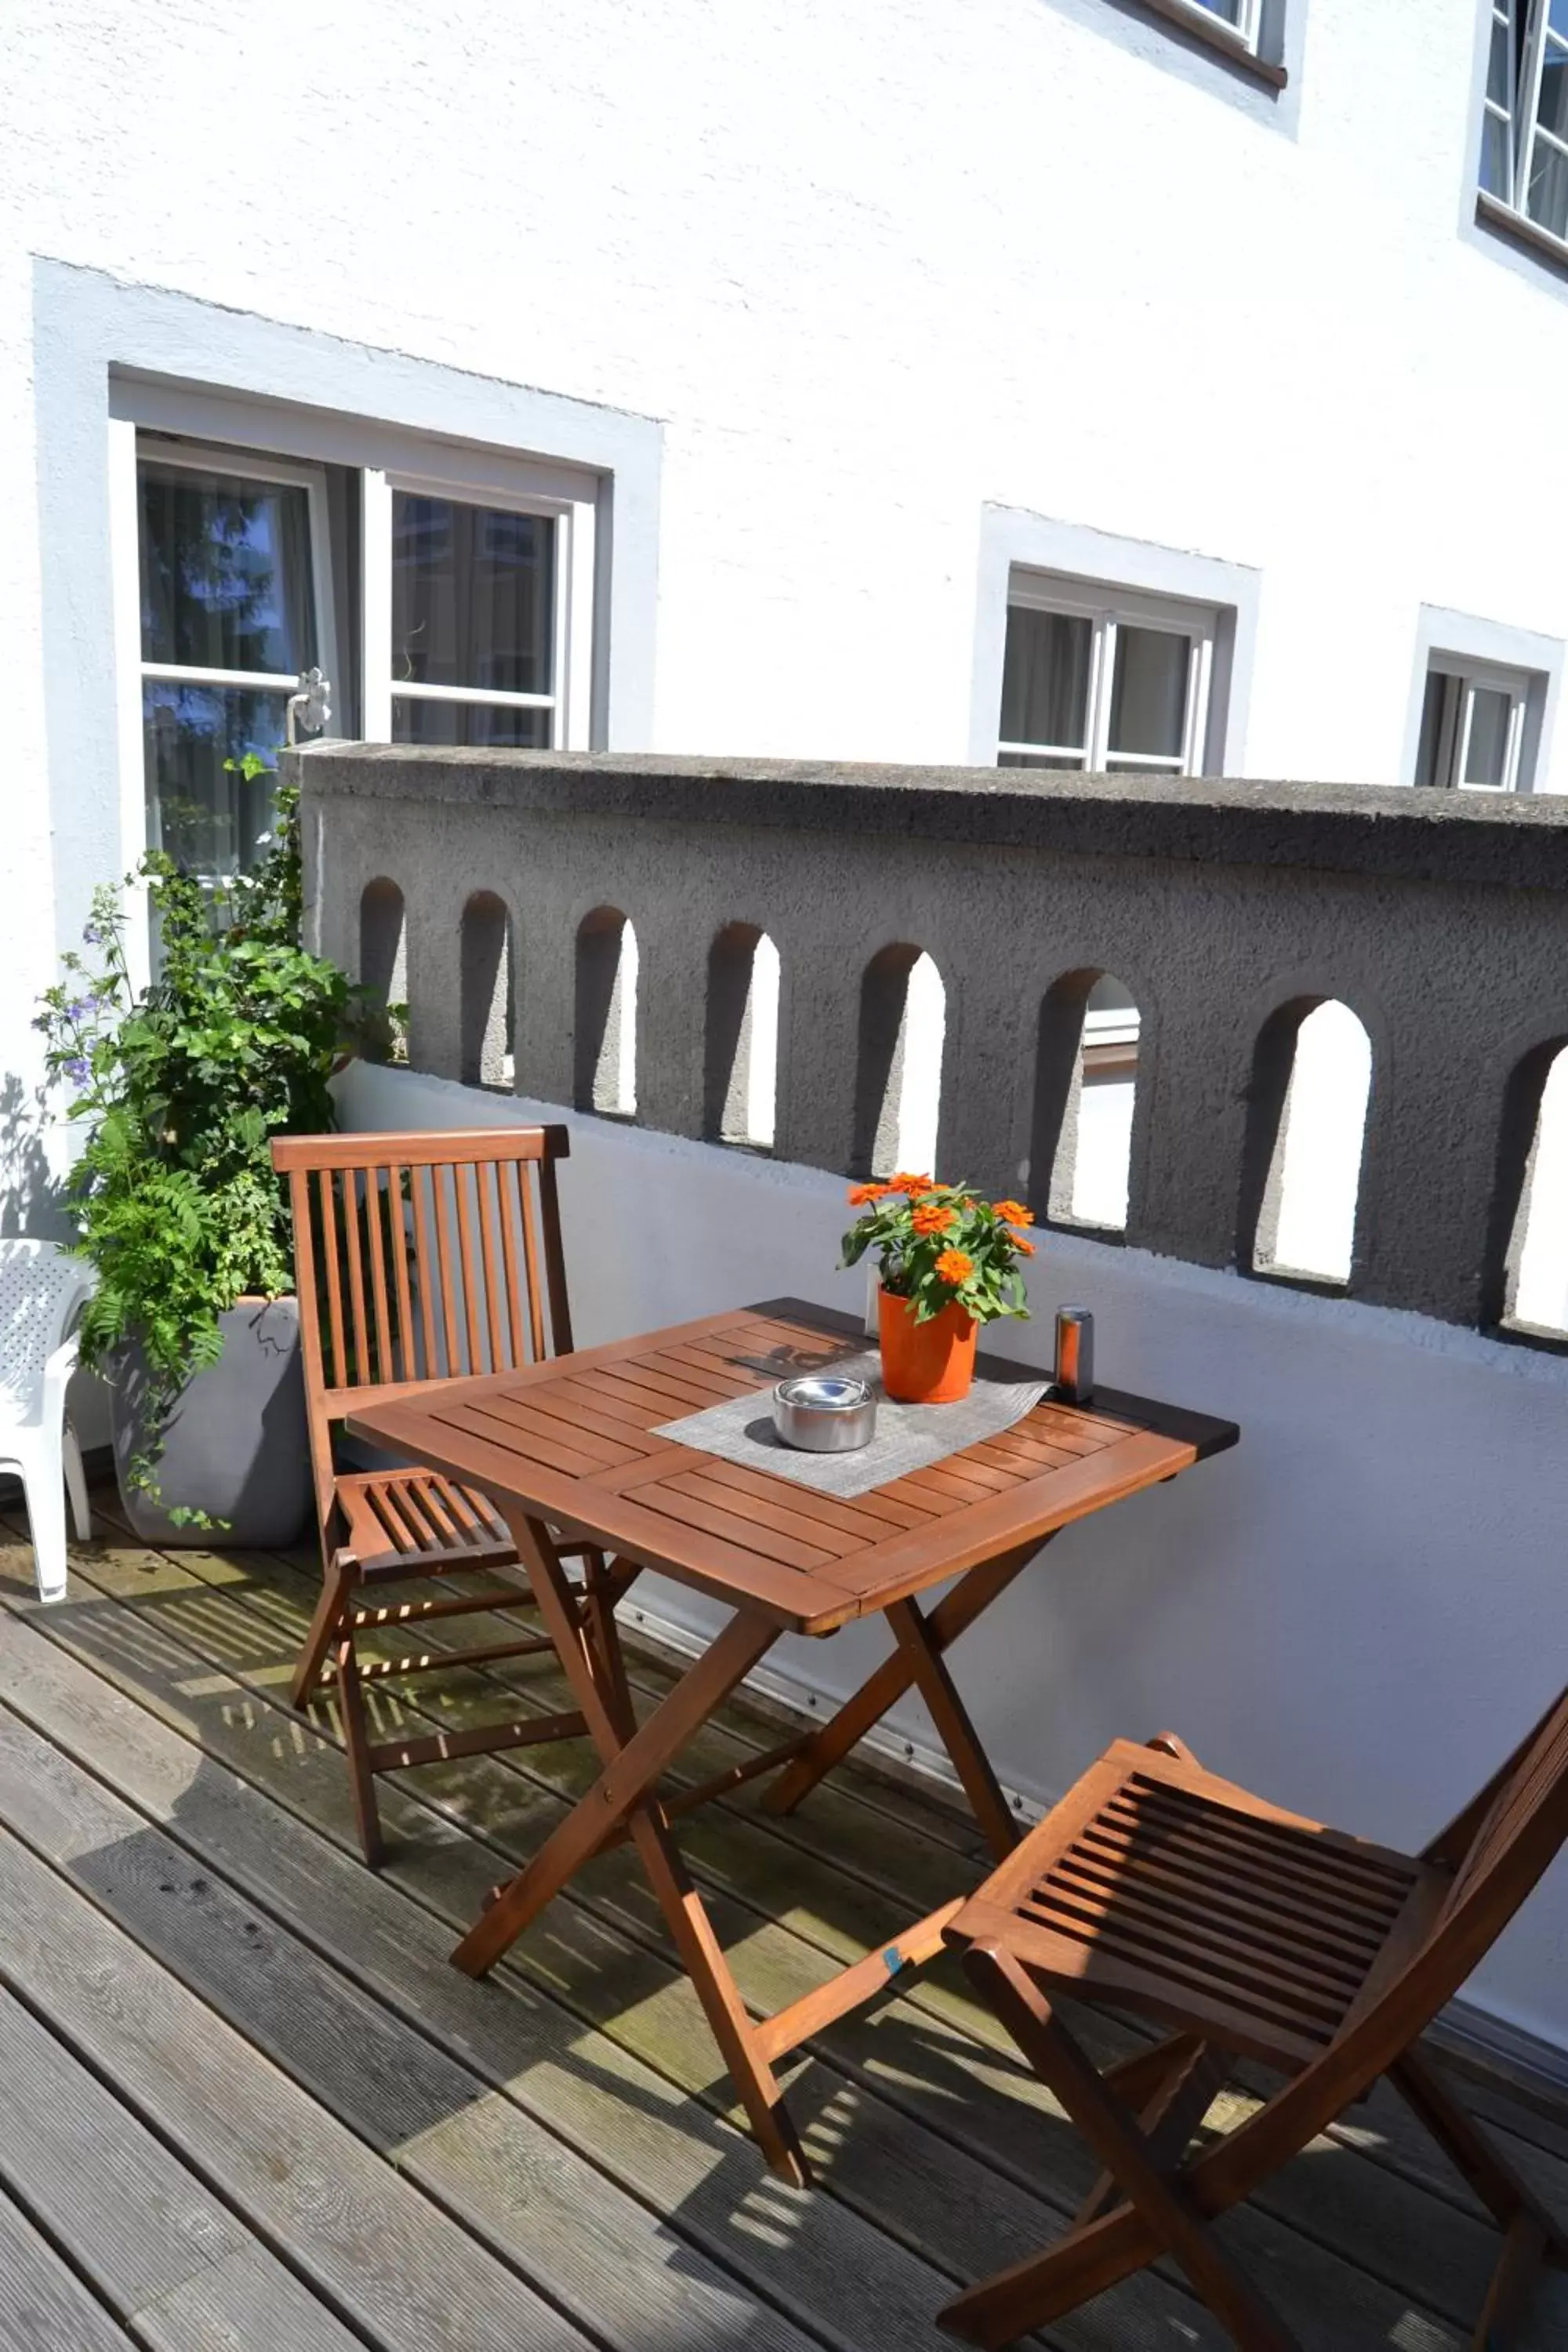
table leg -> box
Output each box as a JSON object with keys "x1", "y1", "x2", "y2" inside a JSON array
[
  {"x1": 449, "y1": 1512, "x2": 811, "y2": 2184},
  {"x1": 886, "y1": 1596, "x2": 1019, "y2": 1860},
  {"x1": 762, "y1": 1535, "x2": 1048, "y2": 1825}
]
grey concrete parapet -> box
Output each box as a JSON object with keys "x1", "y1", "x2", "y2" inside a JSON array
[{"x1": 289, "y1": 744, "x2": 1568, "y2": 1337}]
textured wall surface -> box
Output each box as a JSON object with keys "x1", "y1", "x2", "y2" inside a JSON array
[
  {"x1": 299, "y1": 746, "x2": 1568, "y2": 1330},
  {"x1": 7, "y1": 0, "x2": 1568, "y2": 1203}
]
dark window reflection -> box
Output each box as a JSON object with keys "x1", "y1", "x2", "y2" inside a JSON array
[
  {"x1": 140, "y1": 464, "x2": 316, "y2": 674},
  {"x1": 143, "y1": 682, "x2": 290, "y2": 877},
  {"x1": 391, "y1": 494, "x2": 554, "y2": 694},
  {"x1": 392, "y1": 699, "x2": 550, "y2": 748}
]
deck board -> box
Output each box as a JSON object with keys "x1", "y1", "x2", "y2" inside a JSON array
[
  {"x1": 0, "y1": 1500, "x2": 1565, "y2": 2351},
  {"x1": 0, "y1": 2183, "x2": 138, "y2": 2352}
]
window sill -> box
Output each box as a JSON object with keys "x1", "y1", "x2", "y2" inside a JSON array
[
  {"x1": 1130, "y1": 0, "x2": 1288, "y2": 90},
  {"x1": 1475, "y1": 190, "x2": 1568, "y2": 278}
]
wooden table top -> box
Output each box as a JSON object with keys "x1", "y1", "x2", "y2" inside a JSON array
[{"x1": 349, "y1": 1299, "x2": 1238, "y2": 1635}]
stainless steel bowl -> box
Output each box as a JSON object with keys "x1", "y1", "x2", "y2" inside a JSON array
[{"x1": 771, "y1": 1374, "x2": 877, "y2": 1454}]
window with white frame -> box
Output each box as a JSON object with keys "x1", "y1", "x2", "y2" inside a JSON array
[
  {"x1": 136, "y1": 440, "x2": 337, "y2": 880},
  {"x1": 1482, "y1": 0, "x2": 1568, "y2": 242},
  {"x1": 127, "y1": 430, "x2": 597, "y2": 887},
  {"x1": 1414, "y1": 655, "x2": 1536, "y2": 793},
  {"x1": 997, "y1": 576, "x2": 1219, "y2": 775},
  {"x1": 361, "y1": 464, "x2": 595, "y2": 749}
]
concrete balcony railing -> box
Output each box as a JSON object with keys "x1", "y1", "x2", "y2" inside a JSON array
[{"x1": 294, "y1": 745, "x2": 1568, "y2": 1341}]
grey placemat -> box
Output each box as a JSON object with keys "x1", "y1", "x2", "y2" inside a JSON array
[{"x1": 654, "y1": 1345, "x2": 1052, "y2": 1500}]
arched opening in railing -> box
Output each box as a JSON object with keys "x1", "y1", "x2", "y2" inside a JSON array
[
  {"x1": 358, "y1": 877, "x2": 408, "y2": 1064},
  {"x1": 359, "y1": 877, "x2": 405, "y2": 1006},
  {"x1": 704, "y1": 924, "x2": 779, "y2": 1149},
  {"x1": 575, "y1": 907, "x2": 638, "y2": 1116},
  {"x1": 1030, "y1": 970, "x2": 1140, "y2": 1232},
  {"x1": 1486, "y1": 1037, "x2": 1568, "y2": 1338},
  {"x1": 460, "y1": 890, "x2": 515, "y2": 1091},
  {"x1": 1241, "y1": 997, "x2": 1372, "y2": 1287},
  {"x1": 851, "y1": 946, "x2": 946, "y2": 1179}
]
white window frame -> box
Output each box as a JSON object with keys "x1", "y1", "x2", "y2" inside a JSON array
[
  {"x1": 1163, "y1": 0, "x2": 1263, "y2": 59},
  {"x1": 1483, "y1": 0, "x2": 1568, "y2": 239},
  {"x1": 132, "y1": 435, "x2": 340, "y2": 717},
  {"x1": 998, "y1": 576, "x2": 1218, "y2": 776},
  {"x1": 1420, "y1": 653, "x2": 1532, "y2": 793},
  {"x1": 362, "y1": 459, "x2": 596, "y2": 750}
]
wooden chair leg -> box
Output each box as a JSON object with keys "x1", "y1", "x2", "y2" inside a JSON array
[
  {"x1": 940, "y1": 1946, "x2": 1302, "y2": 2352},
  {"x1": 334, "y1": 1634, "x2": 383, "y2": 1869},
  {"x1": 1475, "y1": 2216, "x2": 1550, "y2": 2350},
  {"x1": 1074, "y1": 2034, "x2": 1225, "y2": 2230},
  {"x1": 292, "y1": 1548, "x2": 354, "y2": 1710},
  {"x1": 1392, "y1": 2046, "x2": 1568, "y2": 2267}
]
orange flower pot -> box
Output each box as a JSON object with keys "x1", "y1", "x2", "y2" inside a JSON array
[{"x1": 877, "y1": 1286, "x2": 978, "y2": 1404}]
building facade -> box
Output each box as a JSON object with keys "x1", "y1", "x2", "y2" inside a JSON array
[{"x1": 5, "y1": 1, "x2": 1567, "y2": 1135}]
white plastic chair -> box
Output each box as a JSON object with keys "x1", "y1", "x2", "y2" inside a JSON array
[{"x1": 0, "y1": 1241, "x2": 96, "y2": 1602}]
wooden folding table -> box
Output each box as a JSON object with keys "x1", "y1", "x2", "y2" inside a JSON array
[{"x1": 350, "y1": 1298, "x2": 1237, "y2": 2183}]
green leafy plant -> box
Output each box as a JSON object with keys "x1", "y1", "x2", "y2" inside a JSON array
[
  {"x1": 840, "y1": 1173, "x2": 1036, "y2": 1324},
  {"x1": 34, "y1": 770, "x2": 361, "y2": 1519}
]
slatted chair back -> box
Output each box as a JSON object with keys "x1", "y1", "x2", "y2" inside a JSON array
[
  {"x1": 271, "y1": 1127, "x2": 573, "y2": 1540},
  {"x1": 1431, "y1": 1680, "x2": 1568, "y2": 1940},
  {"x1": 1169, "y1": 1682, "x2": 1568, "y2": 2219}
]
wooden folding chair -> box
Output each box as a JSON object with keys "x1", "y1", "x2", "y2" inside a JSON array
[
  {"x1": 272, "y1": 1127, "x2": 599, "y2": 1864},
  {"x1": 938, "y1": 1694, "x2": 1568, "y2": 2350}
]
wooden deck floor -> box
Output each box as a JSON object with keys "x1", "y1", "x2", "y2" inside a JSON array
[{"x1": 0, "y1": 1492, "x2": 1565, "y2": 2352}]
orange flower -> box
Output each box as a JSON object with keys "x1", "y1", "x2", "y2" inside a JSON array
[
  {"x1": 1014, "y1": 1236, "x2": 1036, "y2": 1256},
  {"x1": 910, "y1": 1201, "x2": 956, "y2": 1237},
  {"x1": 847, "y1": 1181, "x2": 892, "y2": 1207},
  {"x1": 934, "y1": 1247, "x2": 975, "y2": 1287},
  {"x1": 993, "y1": 1200, "x2": 1034, "y2": 1227},
  {"x1": 887, "y1": 1171, "x2": 935, "y2": 1195}
]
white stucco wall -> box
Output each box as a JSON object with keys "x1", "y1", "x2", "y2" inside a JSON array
[
  {"x1": 6, "y1": 0, "x2": 1568, "y2": 1146},
  {"x1": 339, "y1": 1060, "x2": 1568, "y2": 2060}
]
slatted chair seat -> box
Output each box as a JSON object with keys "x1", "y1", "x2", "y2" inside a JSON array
[
  {"x1": 939, "y1": 1708, "x2": 1568, "y2": 2352},
  {"x1": 273, "y1": 1127, "x2": 604, "y2": 1864},
  {"x1": 957, "y1": 1738, "x2": 1445, "y2": 2075},
  {"x1": 336, "y1": 1469, "x2": 515, "y2": 1578}
]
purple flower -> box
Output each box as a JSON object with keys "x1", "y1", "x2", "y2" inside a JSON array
[
  {"x1": 66, "y1": 998, "x2": 91, "y2": 1022},
  {"x1": 82, "y1": 923, "x2": 100, "y2": 946},
  {"x1": 64, "y1": 1056, "x2": 89, "y2": 1085}
]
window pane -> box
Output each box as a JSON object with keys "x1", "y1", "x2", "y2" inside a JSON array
[
  {"x1": 1000, "y1": 608, "x2": 1092, "y2": 752},
  {"x1": 1108, "y1": 626, "x2": 1191, "y2": 762},
  {"x1": 1488, "y1": 11, "x2": 1512, "y2": 108},
  {"x1": 392, "y1": 495, "x2": 555, "y2": 695},
  {"x1": 1463, "y1": 687, "x2": 1515, "y2": 788},
  {"x1": 1528, "y1": 137, "x2": 1568, "y2": 235},
  {"x1": 1482, "y1": 108, "x2": 1513, "y2": 196},
  {"x1": 1188, "y1": 0, "x2": 1243, "y2": 20},
  {"x1": 998, "y1": 750, "x2": 1087, "y2": 769},
  {"x1": 143, "y1": 681, "x2": 289, "y2": 877},
  {"x1": 140, "y1": 464, "x2": 315, "y2": 674},
  {"x1": 1415, "y1": 671, "x2": 1458, "y2": 787},
  {"x1": 392, "y1": 698, "x2": 550, "y2": 748}
]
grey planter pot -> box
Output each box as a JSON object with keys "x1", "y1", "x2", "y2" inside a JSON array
[{"x1": 110, "y1": 1296, "x2": 312, "y2": 1549}]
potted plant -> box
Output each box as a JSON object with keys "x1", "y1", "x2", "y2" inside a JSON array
[
  {"x1": 34, "y1": 775, "x2": 358, "y2": 1544},
  {"x1": 840, "y1": 1174, "x2": 1036, "y2": 1403}
]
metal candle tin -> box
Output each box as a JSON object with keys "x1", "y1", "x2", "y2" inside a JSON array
[{"x1": 771, "y1": 1374, "x2": 877, "y2": 1453}]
